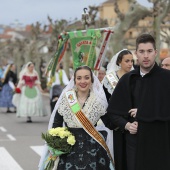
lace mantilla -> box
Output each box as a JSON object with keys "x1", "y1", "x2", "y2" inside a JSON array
[
  {"x1": 58, "y1": 90, "x2": 106, "y2": 128},
  {"x1": 103, "y1": 77, "x2": 113, "y2": 95}
]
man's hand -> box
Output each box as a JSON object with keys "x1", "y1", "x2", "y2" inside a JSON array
[
  {"x1": 125, "y1": 121, "x2": 138, "y2": 134},
  {"x1": 129, "y1": 108, "x2": 137, "y2": 118}
]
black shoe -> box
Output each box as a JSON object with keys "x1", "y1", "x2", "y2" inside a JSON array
[
  {"x1": 26, "y1": 116, "x2": 32, "y2": 123},
  {"x1": 26, "y1": 119, "x2": 32, "y2": 123},
  {"x1": 6, "y1": 110, "x2": 12, "y2": 113}
]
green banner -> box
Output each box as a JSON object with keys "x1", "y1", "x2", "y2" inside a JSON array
[{"x1": 69, "y1": 29, "x2": 101, "y2": 70}]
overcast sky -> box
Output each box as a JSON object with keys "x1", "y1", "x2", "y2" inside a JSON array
[{"x1": 0, "y1": 0, "x2": 152, "y2": 26}]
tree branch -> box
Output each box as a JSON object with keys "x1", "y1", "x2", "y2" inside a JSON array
[
  {"x1": 116, "y1": 2, "x2": 152, "y2": 31},
  {"x1": 113, "y1": 1, "x2": 124, "y2": 20},
  {"x1": 159, "y1": 0, "x2": 170, "y2": 21}
]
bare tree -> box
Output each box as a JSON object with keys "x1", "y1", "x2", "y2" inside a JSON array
[
  {"x1": 161, "y1": 28, "x2": 170, "y2": 49},
  {"x1": 111, "y1": 0, "x2": 152, "y2": 53},
  {"x1": 149, "y1": 0, "x2": 170, "y2": 62}
]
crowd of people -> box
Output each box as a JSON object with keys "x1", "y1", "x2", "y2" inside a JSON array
[
  {"x1": 0, "y1": 33, "x2": 170, "y2": 170},
  {"x1": 0, "y1": 62, "x2": 47, "y2": 122},
  {"x1": 106, "y1": 34, "x2": 170, "y2": 170},
  {"x1": 39, "y1": 33, "x2": 170, "y2": 170}
]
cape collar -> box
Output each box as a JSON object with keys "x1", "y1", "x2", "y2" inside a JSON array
[{"x1": 132, "y1": 62, "x2": 160, "y2": 77}]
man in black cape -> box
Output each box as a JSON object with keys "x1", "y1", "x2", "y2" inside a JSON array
[{"x1": 107, "y1": 33, "x2": 170, "y2": 170}]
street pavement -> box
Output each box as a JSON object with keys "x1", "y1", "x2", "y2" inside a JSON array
[{"x1": 0, "y1": 94, "x2": 51, "y2": 170}]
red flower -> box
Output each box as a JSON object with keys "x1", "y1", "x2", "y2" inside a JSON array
[{"x1": 15, "y1": 87, "x2": 21, "y2": 93}]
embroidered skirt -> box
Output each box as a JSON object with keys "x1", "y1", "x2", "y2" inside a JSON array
[
  {"x1": 0, "y1": 84, "x2": 14, "y2": 107},
  {"x1": 57, "y1": 128, "x2": 114, "y2": 170}
]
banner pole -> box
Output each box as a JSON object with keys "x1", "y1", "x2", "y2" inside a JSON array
[{"x1": 61, "y1": 27, "x2": 114, "y2": 35}]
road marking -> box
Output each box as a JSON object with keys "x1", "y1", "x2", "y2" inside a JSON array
[
  {"x1": 30, "y1": 146, "x2": 43, "y2": 156},
  {"x1": 0, "y1": 126, "x2": 7, "y2": 132},
  {"x1": 6, "y1": 134, "x2": 16, "y2": 141},
  {"x1": 0, "y1": 147, "x2": 23, "y2": 170}
]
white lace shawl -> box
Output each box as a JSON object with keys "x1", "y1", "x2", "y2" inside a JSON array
[
  {"x1": 48, "y1": 72, "x2": 108, "y2": 130},
  {"x1": 38, "y1": 73, "x2": 109, "y2": 170},
  {"x1": 58, "y1": 90, "x2": 106, "y2": 128}
]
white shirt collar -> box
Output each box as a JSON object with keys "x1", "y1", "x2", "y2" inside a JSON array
[
  {"x1": 140, "y1": 70, "x2": 145, "y2": 77},
  {"x1": 140, "y1": 63, "x2": 155, "y2": 77}
]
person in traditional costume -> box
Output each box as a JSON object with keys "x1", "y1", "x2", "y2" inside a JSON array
[
  {"x1": 103, "y1": 49, "x2": 134, "y2": 101},
  {"x1": 39, "y1": 65, "x2": 115, "y2": 170},
  {"x1": 47, "y1": 62, "x2": 69, "y2": 113},
  {"x1": 16, "y1": 62, "x2": 47, "y2": 122},
  {"x1": 107, "y1": 33, "x2": 170, "y2": 170},
  {"x1": 0, "y1": 63, "x2": 17, "y2": 112}
]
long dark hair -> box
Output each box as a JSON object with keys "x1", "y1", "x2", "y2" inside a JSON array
[{"x1": 74, "y1": 65, "x2": 94, "y2": 83}]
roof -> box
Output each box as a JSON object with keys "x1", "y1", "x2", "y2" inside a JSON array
[{"x1": 0, "y1": 34, "x2": 12, "y2": 39}]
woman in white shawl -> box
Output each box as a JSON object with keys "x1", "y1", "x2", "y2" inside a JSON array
[
  {"x1": 39, "y1": 65, "x2": 114, "y2": 170},
  {"x1": 16, "y1": 62, "x2": 47, "y2": 122},
  {"x1": 103, "y1": 49, "x2": 134, "y2": 101}
]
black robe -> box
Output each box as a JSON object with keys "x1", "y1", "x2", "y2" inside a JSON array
[
  {"x1": 107, "y1": 63, "x2": 170, "y2": 170},
  {"x1": 103, "y1": 77, "x2": 127, "y2": 170}
]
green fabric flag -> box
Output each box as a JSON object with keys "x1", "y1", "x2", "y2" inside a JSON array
[
  {"x1": 46, "y1": 33, "x2": 69, "y2": 87},
  {"x1": 69, "y1": 29, "x2": 101, "y2": 70}
]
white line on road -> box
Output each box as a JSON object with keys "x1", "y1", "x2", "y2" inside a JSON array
[
  {"x1": 30, "y1": 146, "x2": 43, "y2": 156},
  {"x1": 6, "y1": 134, "x2": 16, "y2": 141},
  {"x1": 0, "y1": 126, "x2": 7, "y2": 132},
  {"x1": 0, "y1": 147, "x2": 23, "y2": 170}
]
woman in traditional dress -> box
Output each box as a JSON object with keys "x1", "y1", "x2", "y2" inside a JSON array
[
  {"x1": 0, "y1": 63, "x2": 17, "y2": 112},
  {"x1": 39, "y1": 65, "x2": 115, "y2": 170},
  {"x1": 16, "y1": 61, "x2": 47, "y2": 122},
  {"x1": 103, "y1": 49, "x2": 134, "y2": 101},
  {"x1": 102, "y1": 49, "x2": 134, "y2": 170}
]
